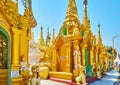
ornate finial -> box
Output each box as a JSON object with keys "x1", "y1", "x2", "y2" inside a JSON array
[
  {"x1": 38, "y1": 26, "x2": 45, "y2": 46},
  {"x1": 82, "y1": 0, "x2": 90, "y2": 29},
  {"x1": 53, "y1": 28, "x2": 54, "y2": 32},
  {"x1": 40, "y1": 26, "x2": 43, "y2": 31},
  {"x1": 47, "y1": 27, "x2": 49, "y2": 35},
  {"x1": 67, "y1": 0, "x2": 78, "y2": 17},
  {"x1": 84, "y1": 0, "x2": 87, "y2": 5},
  {"x1": 83, "y1": 0, "x2": 88, "y2": 17},
  {"x1": 98, "y1": 23, "x2": 100, "y2": 28},
  {"x1": 52, "y1": 28, "x2": 55, "y2": 36},
  {"x1": 52, "y1": 28, "x2": 55, "y2": 42},
  {"x1": 28, "y1": 0, "x2": 32, "y2": 8},
  {"x1": 46, "y1": 28, "x2": 51, "y2": 46},
  {"x1": 97, "y1": 23, "x2": 102, "y2": 45}
]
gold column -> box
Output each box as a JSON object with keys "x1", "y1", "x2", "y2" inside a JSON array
[
  {"x1": 66, "y1": 42, "x2": 72, "y2": 72},
  {"x1": 52, "y1": 46, "x2": 57, "y2": 71},
  {"x1": 19, "y1": 29, "x2": 28, "y2": 62},
  {"x1": 12, "y1": 28, "x2": 21, "y2": 68},
  {"x1": 81, "y1": 46, "x2": 85, "y2": 66},
  {"x1": 11, "y1": 28, "x2": 22, "y2": 84}
]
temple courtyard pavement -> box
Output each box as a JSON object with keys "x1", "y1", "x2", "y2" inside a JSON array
[{"x1": 40, "y1": 69, "x2": 120, "y2": 85}]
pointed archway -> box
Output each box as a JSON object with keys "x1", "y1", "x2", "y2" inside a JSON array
[{"x1": 0, "y1": 26, "x2": 11, "y2": 85}]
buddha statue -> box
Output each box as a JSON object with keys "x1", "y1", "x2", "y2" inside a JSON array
[
  {"x1": 20, "y1": 55, "x2": 30, "y2": 84},
  {"x1": 73, "y1": 45, "x2": 81, "y2": 69},
  {"x1": 20, "y1": 55, "x2": 30, "y2": 77},
  {"x1": 38, "y1": 47, "x2": 51, "y2": 79},
  {"x1": 92, "y1": 63, "x2": 96, "y2": 77},
  {"x1": 96, "y1": 65, "x2": 101, "y2": 79},
  {"x1": 31, "y1": 65, "x2": 41, "y2": 85}
]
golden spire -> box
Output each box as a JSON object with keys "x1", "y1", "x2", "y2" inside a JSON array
[
  {"x1": 47, "y1": 27, "x2": 49, "y2": 37},
  {"x1": 28, "y1": 0, "x2": 32, "y2": 9},
  {"x1": 46, "y1": 28, "x2": 51, "y2": 45},
  {"x1": 38, "y1": 26, "x2": 45, "y2": 46},
  {"x1": 52, "y1": 28, "x2": 55, "y2": 42},
  {"x1": 83, "y1": 0, "x2": 87, "y2": 17},
  {"x1": 22, "y1": 0, "x2": 37, "y2": 28},
  {"x1": 65, "y1": 0, "x2": 80, "y2": 20},
  {"x1": 63, "y1": 0, "x2": 81, "y2": 35},
  {"x1": 82, "y1": 0, "x2": 90, "y2": 29},
  {"x1": 67, "y1": 0, "x2": 78, "y2": 17},
  {"x1": 97, "y1": 24, "x2": 102, "y2": 46}
]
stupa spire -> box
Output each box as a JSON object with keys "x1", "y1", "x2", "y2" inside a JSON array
[
  {"x1": 38, "y1": 26, "x2": 45, "y2": 46},
  {"x1": 65, "y1": 0, "x2": 80, "y2": 20},
  {"x1": 63, "y1": 0, "x2": 81, "y2": 35},
  {"x1": 82, "y1": 0, "x2": 90, "y2": 30},
  {"x1": 67, "y1": 0, "x2": 78, "y2": 16},
  {"x1": 97, "y1": 24, "x2": 102, "y2": 45},
  {"x1": 83, "y1": 0, "x2": 87, "y2": 17},
  {"x1": 46, "y1": 28, "x2": 51, "y2": 45},
  {"x1": 52, "y1": 28, "x2": 55, "y2": 41}
]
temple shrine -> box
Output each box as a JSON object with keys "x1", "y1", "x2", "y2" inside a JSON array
[
  {"x1": 37, "y1": 0, "x2": 115, "y2": 84},
  {"x1": 0, "y1": 0, "x2": 116, "y2": 85}
]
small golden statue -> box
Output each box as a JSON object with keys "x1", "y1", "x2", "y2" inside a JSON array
[
  {"x1": 38, "y1": 47, "x2": 51, "y2": 79},
  {"x1": 96, "y1": 66, "x2": 101, "y2": 79},
  {"x1": 31, "y1": 65, "x2": 41, "y2": 85},
  {"x1": 20, "y1": 56, "x2": 30, "y2": 84},
  {"x1": 73, "y1": 45, "x2": 81, "y2": 69},
  {"x1": 92, "y1": 63, "x2": 96, "y2": 77},
  {"x1": 75, "y1": 65, "x2": 87, "y2": 85},
  {"x1": 20, "y1": 56, "x2": 30, "y2": 78}
]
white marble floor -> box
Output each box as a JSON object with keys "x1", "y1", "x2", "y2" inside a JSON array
[{"x1": 40, "y1": 80, "x2": 69, "y2": 85}]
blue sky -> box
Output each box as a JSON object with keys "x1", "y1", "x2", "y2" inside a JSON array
[{"x1": 19, "y1": 0, "x2": 120, "y2": 53}]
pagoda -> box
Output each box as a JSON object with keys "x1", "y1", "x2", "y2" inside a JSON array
[
  {"x1": 48, "y1": 0, "x2": 108, "y2": 81},
  {"x1": 37, "y1": 0, "x2": 111, "y2": 83}
]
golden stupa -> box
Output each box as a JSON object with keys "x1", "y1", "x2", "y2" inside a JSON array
[
  {"x1": 0, "y1": 0, "x2": 115, "y2": 85},
  {"x1": 38, "y1": 0, "x2": 115, "y2": 83}
]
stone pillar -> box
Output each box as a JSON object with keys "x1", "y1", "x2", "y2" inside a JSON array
[
  {"x1": 66, "y1": 42, "x2": 72, "y2": 72},
  {"x1": 52, "y1": 46, "x2": 57, "y2": 71}
]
